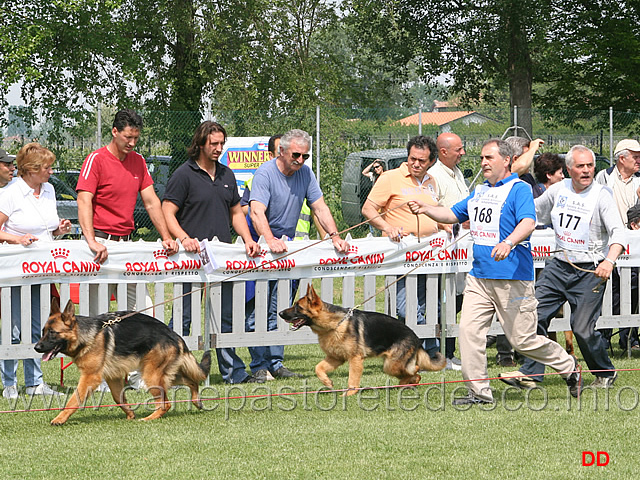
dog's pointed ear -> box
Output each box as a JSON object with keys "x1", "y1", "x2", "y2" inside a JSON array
[
  {"x1": 63, "y1": 300, "x2": 75, "y2": 316},
  {"x1": 307, "y1": 284, "x2": 321, "y2": 304},
  {"x1": 306, "y1": 283, "x2": 315, "y2": 297},
  {"x1": 50, "y1": 297, "x2": 60, "y2": 315},
  {"x1": 61, "y1": 300, "x2": 76, "y2": 326}
]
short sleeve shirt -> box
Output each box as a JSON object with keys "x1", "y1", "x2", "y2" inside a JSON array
[
  {"x1": 248, "y1": 159, "x2": 323, "y2": 239},
  {"x1": 163, "y1": 159, "x2": 240, "y2": 243},
  {"x1": 0, "y1": 177, "x2": 59, "y2": 238},
  {"x1": 451, "y1": 174, "x2": 535, "y2": 280},
  {"x1": 76, "y1": 146, "x2": 154, "y2": 235},
  {"x1": 366, "y1": 162, "x2": 439, "y2": 237}
]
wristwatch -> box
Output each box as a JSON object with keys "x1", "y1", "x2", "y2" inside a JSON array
[{"x1": 503, "y1": 239, "x2": 515, "y2": 249}]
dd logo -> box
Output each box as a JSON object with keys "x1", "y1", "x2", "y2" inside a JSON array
[{"x1": 582, "y1": 451, "x2": 609, "y2": 466}]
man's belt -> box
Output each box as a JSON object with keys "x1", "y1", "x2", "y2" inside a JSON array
[{"x1": 94, "y1": 229, "x2": 132, "y2": 242}]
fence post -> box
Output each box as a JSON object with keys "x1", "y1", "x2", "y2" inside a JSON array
[
  {"x1": 418, "y1": 106, "x2": 422, "y2": 136},
  {"x1": 316, "y1": 105, "x2": 321, "y2": 182},
  {"x1": 96, "y1": 102, "x2": 102, "y2": 149},
  {"x1": 609, "y1": 106, "x2": 614, "y2": 162}
]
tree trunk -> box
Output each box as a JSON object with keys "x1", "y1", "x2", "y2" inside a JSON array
[
  {"x1": 168, "y1": 0, "x2": 205, "y2": 174},
  {"x1": 506, "y1": 10, "x2": 533, "y2": 139}
]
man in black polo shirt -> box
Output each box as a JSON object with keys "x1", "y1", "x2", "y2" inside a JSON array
[{"x1": 162, "y1": 121, "x2": 261, "y2": 384}]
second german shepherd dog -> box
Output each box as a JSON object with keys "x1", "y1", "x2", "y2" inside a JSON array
[
  {"x1": 279, "y1": 285, "x2": 446, "y2": 395},
  {"x1": 34, "y1": 298, "x2": 211, "y2": 425}
]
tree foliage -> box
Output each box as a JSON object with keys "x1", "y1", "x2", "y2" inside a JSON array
[
  {"x1": 348, "y1": 0, "x2": 559, "y2": 136},
  {"x1": 347, "y1": 0, "x2": 640, "y2": 135},
  {"x1": 3, "y1": 0, "x2": 640, "y2": 144},
  {"x1": 540, "y1": 0, "x2": 640, "y2": 114},
  {"x1": 1, "y1": 1, "x2": 411, "y2": 118}
]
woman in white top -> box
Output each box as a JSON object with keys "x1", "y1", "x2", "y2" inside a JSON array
[{"x1": 0, "y1": 143, "x2": 71, "y2": 399}]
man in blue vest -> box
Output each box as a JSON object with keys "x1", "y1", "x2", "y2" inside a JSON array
[{"x1": 409, "y1": 138, "x2": 582, "y2": 405}]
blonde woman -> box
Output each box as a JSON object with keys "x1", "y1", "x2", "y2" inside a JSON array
[{"x1": 0, "y1": 143, "x2": 71, "y2": 399}]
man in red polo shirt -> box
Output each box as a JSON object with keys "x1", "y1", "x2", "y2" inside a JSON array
[{"x1": 77, "y1": 109, "x2": 177, "y2": 315}]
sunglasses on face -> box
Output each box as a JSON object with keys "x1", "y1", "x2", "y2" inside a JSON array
[{"x1": 291, "y1": 152, "x2": 310, "y2": 160}]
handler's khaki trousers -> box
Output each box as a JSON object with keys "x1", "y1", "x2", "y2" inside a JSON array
[{"x1": 459, "y1": 275, "x2": 575, "y2": 401}]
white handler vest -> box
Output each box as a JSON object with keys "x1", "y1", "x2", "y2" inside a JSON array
[
  {"x1": 468, "y1": 179, "x2": 520, "y2": 247},
  {"x1": 550, "y1": 179, "x2": 602, "y2": 252}
]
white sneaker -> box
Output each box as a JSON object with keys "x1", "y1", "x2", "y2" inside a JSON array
[
  {"x1": 446, "y1": 357, "x2": 462, "y2": 371},
  {"x1": 25, "y1": 383, "x2": 63, "y2": 396},
  {"x1": 3, "y1": 385, "x2": 18, "y2": 399},
  {"x1": 128, "y1": 371, "x2": 147, "y2": 390},
  {"x1": 96, "y1": 380, "x2": 111, "y2": 393}
]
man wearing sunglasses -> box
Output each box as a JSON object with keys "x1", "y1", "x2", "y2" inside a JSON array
[
  {"x1": 249, "y1": 129, "x2": 348, "y2": 255},
  {"x1": 247, "y1": 129, "x2": 349, "y2": 379},
  {"x1": 0, "y1": 148, "x2": 16, "y2": 188}
]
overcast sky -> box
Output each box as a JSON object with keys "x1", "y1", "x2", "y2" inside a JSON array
[{"x1": 6, "y1": 83, "x2": 25, "y2": 106}]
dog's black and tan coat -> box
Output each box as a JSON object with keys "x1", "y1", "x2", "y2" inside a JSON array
[
  {"x1": 279, "y1": 285, "x2": 446, "y2": 395},
  {"x1": 35, "y1": 298, "x2": 211, "y2": 425}
]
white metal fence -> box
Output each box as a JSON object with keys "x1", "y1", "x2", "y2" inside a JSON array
[{"x1": 2, "y1": 265, "x2": 639, "y2": 364}]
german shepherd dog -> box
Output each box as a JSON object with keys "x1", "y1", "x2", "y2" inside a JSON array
[
  {"x1": 34, "y1": 298, "x2": 211, "y2": 425},
  {"x1": 279, "y1": 285, "x2": 446, "y2": 395}
]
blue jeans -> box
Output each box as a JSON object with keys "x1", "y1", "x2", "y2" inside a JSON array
[
  {"x1": 245, "y1": 279, "x2": 298, "y2": 373},
  {"x1": 169, "y1": 282, "x2": 252, "y2": 384},
  {"x1": 2, "y1": 286, "x2": 44, "y2": 388},
  {"x1": 396, "y1": 276, "x2": 439, "y2": 357}
]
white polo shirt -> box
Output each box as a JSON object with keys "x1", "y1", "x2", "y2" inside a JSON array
[
  {"x1": 0, "y1": 177, "x2": 59, "y2": 239},
  {"x1": 429, "y1": 159, "x2": 469, "y2": 207}
]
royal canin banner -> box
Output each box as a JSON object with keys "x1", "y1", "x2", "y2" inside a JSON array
[
  {"x1": 0, "y1": 230, "x2": 636, "y2": 286},
  {"x1": 530, "y1": 229, "x2": 637, "y2": 268}
]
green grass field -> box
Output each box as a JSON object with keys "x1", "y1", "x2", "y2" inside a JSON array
[{"x1": 1, "y1": 341, "x2": 638, "y2": 479}]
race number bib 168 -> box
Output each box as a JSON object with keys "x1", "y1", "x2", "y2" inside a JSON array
[{"x1": 468, "y1": 181, "x2": 518, "y2": 247}]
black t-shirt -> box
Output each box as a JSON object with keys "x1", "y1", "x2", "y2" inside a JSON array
[{"x1": 163, "y1": 158, "x2": 240, "y2": 243}]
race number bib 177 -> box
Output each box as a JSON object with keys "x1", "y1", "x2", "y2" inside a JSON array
[{"x1": 550, "y1": 179, "x2": 601, "y2": 252}]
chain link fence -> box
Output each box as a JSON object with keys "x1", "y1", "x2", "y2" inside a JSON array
[{"x1": 3, "y1": 105, "x2": 640, "y2": 239}]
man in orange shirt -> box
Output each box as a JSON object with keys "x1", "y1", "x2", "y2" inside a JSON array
[{"x1": 362, "y1": 135, "x2": 444, "y2": 362}]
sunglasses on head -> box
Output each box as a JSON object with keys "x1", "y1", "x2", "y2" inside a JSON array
[{"x1": 291, "y1": 152, "x2": 310, "y2": 160}]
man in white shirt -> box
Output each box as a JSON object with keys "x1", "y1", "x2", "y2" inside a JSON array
[
  {"x1": 594, "y1": 139, "x2": 640, "y2": 350},
  {"x1": 595, "y1": 139, "x2": 640, "y2": 225},
  {"x1": 430, "y1": 133, "x2": 469, "y2": 208},
  {"x1": 428, "y1": 133, "x2": 468, "y2": 370}
]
